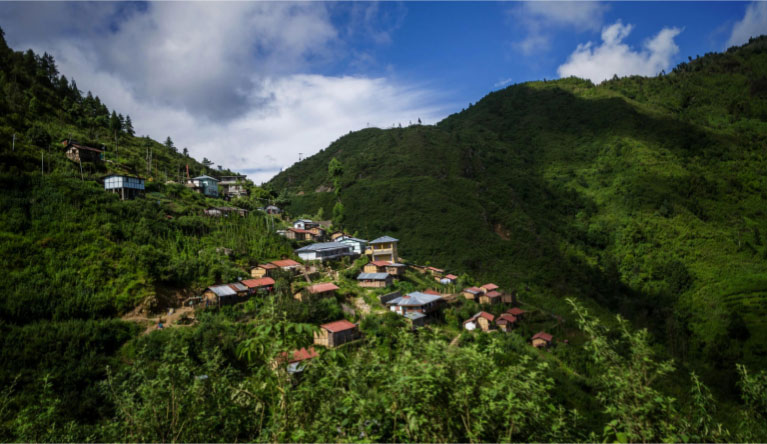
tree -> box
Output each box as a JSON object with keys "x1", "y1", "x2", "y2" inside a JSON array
[
  {"x1": 332, "y1": 201, "x2": 345, "y2": 228},
  {"x1": 182, "y1": 147, "x2": 188, "y2": 157},
  {"x1": 164, "y1": 137, "x2": 176, "y2": 152},
  {"x1": 124, "y1": 115, "x2": 134, "y2": 136},
  {"x1": 202, "y1": 157, "x2": 213, "y2": 168},
  {"x1": 26, "y1": 123, "x2": 51, "y2": 148},
  {"x1": 109, "y1": 111, "x2": 121, "y2": 133}
]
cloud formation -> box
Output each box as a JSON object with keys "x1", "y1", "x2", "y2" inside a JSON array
[
  {"x1": 511, "y1": 1, "x2": 608, "y2": 55},
  {"x1": 557, "y1": 21, "x2": 682, "y2": 84},
  {"x1": 727, "y1": 2, "x2": 767, "y2": 48},
  {"x1": 0, "y1": 2, "x2": 444, "y2": 183}
]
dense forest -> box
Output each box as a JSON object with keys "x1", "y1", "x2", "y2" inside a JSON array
[{"x1": 1, "y1": 24, "x2": 767, "y2": 442}]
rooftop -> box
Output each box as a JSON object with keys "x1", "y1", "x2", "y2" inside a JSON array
[
  {"x1": 532, "y1": 331, "x2": 553, "y2": 342},
  {"x1": 192, "y1": 175, "x2": 220, "y2": 181},
  {"x1": 321, "y1": 319, "x2": 357, "y2": 333},
  {"x1": 295, "y1": 242, "x2": 352, "y2": 252},
  {"x1": 308, "y1": 282, "x2": 340, "y2": 294},
  {"x1": 508, "y1": 307, "x2": 526, "y2": 316},
  {"x1": 357, "y1": 273, "x2": 390, "y2": 280},
  {"x1": 271, "y1": 259, "x2": 301, "y2": 268},
  {"x1": 241, "y1": 277, "x2": 275, "y2": 288},
  {"x1": 387, "y1": 291, "x2": 443, "y2": 307},
  {"x1": 481, "y1": 283, "x2": 499, "y2": 291},
  {"x1": 370, "y1": 236, "x2": 398, "y2": 244}
]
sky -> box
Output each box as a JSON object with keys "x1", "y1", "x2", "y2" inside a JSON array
[{"x1": 1, "y1": 1, "x2": 765, "y2": 183}]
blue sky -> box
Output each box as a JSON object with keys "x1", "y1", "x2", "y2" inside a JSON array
[{"x1": 0, "y1": 2, "x2": 765, "y2": 182}]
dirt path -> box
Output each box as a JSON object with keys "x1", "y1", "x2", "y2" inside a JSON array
[
  {"x1": 354, "y1": 296, "x2": 371, "y2": 315},
  {"x1": 122, "y1": 305, "x2": 196, "y2": 334}
]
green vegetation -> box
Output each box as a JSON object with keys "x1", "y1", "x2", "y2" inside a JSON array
[
  {"x1": 270, "y1": 37, "x2": 767, "y2": 384},
  {"x1": 3, "y1": 23, "x2": 767, "y2": 442}
]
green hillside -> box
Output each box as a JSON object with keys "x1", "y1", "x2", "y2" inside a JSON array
[{"x1": 269, "y1": 36, "x2": 767, "y2": 373}]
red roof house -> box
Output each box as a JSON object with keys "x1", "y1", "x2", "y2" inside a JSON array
[
  {"x1": 532, "y1": 331, "x2": 553, "y2": 348},
  {"x1": 314, "y1": 320, "x2": 360, "y2": 347}
]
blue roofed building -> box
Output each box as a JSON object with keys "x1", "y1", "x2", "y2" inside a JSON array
[
  {"x1": 295, "y1": 242, "x2": 354, "y2": 262},
  {"x1": 356, "y1": 272, "x2": 393, "y2": 288},
  {"x1": 368, "y1": 235, "x2": 398, "y2": 262},
  {"x1": 386, "y1": 291, "x2": 444, "y2": 316}
]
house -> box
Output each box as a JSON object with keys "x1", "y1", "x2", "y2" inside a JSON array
[
  {"x1": 307, "y1": 226, "x2": 326, "y2": 241},
  {"x1": 404, "y1": 312, "x2": 428, "y2": 330},
  {"x1": 422, "y1": 289, "x2": 442, "y2": 296},
  {"x1": 479, "y1": 290, "x2": 502, "y2": 305},
  {"x1": 204, "y1": 206, "x2": 248, "y2": 217},
  {"x1": 386, "y1": 291, "x2": 444, "y2": 316},
  {"x1": 103, "y1": 174, "x2": 145, "y2": 200},
  {"x1": 507, "y1": 307, "x2": 526, "y2": 318},
  {"x1": 462, "y1": 287, "x2": 482, "y2": 300},
  {"x1": 502, "y1": 290, "x2": 517, "y2": 305},
  {"x1": 337, "y1": 235, "x2": 368, "y2": 255},
  {"x1": 296, "y1": 282, "x2": 339, "y2": 302},
  {"x1": 363, "y1": 260, "x2": 405, "y2": 277},
  {"x1": 276, "y1": 347, "x2": 318, "y2": 374},
  {"x1": 218, "y1": 175, "x2": 248, "y2": 200},
  {"x1": 426, "y1": 266, "x2": 445, "y2": 278},
  {"x1": 293, "y1": 219, "x2": 320, "y2": 230},
  {"x1": 271, "y1": 259, "x2": 302, "y2": 273},
  {"x1": 186, "y1": 175, "x2": 219, "y2": 197},
  {"x1": 329, "y1": 231, "x2": 346, "y2": 240},
  {"x1": 379, "y1": 291, "x2": 402, "y2": 305},
  {"x1": 495, "y1": 313, "x2": 518, "y2": 332},
  {"x1": 264, "y1": 205, "x2": 281, "y2": 215},
  {"x1": 241, "y1": 277, "x2": 275, "y2": 295},
  {"x1": 203, "y1": 282, "x2": 249, "y2": 307},
  {"x1": 439, "y1": 274, "x2": 458, "y2": 285},
  {"x1": 532, "y1": 331, "x2": 553, "y2": 348},
  {"x1": 314, "y1": 320, "x2": 360, "y2": 348},
  {"x1": 356, "y1": 272, "x2": 393, "y2": 288},
  {"x1": 251, "y1": 263, "x2": 278, "y2": 278},
  {"x1": 463, "y1": 311, "x2": 495, "y2": 332},
  {"x1": 285, "y1": 228, "x2": 313, "y2": 241},
  {"x1": 480, "y1": 283, "x2": 499, "y2": 293},
  {"x1": 368, "y1": 236, "x2": 398, "y2": 262},
  {"x1": 62, "y1": 140, "x2": 103, "y2": 163},
  {"x1": 295, "y1": 242, "x2": 354, "y2": 262}
]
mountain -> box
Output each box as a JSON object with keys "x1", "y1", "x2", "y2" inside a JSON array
[{"x1": 269, "y1": 36, "x2": 767, "y2": 372}]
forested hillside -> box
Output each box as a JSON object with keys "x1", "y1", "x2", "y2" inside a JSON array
[
  {"x1": 270, "y1": 37, "x2": 767, "y2": 376},
  {"x1": 2, "y1": 23, "x2": 767, "y2": 442}
]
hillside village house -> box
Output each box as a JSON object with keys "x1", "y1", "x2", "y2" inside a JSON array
[
  {"x1": 218, "y1": 175, "x2": 248, "y2": 200},
  {"x1": 479, "y1": 290, "x2": 502, "y2": 305},
  {"x1": 293, "y1": 219, "x2": 320, "y2": 230},
  {"x1": 204, "y1": 206, "x2": 248, "y2": 217},
  {"x1": 251, "y1": 263, "x2": 278, "y2": 278},
  {"x1": 103, "y1": 174, "x2": 145, "y2": 200},
  {"x1": 507, "y1": 307, "x2": 526, "y2": 318},
  {"x1": 276, "y1": 347, "x2": 319, "y2": 374},
  {"x1": 264, "y1": 205, "x2": 281, "y2": 215},
  {"x1": 314, "y1": 320, "x2": 360, "y2": 348},
  {"x1": 203, "y1": 282, "x2": 249, "y2": 307},
  {"x1": 271, "y1": 259, "x2": 302, "y2": 273},
  {"x1": 404, "y1": 312, "x2": 428, "y2": 329},
  {"x1": 363, "y1": 260, "x2": 405, "y2": 277},
  {"x1": 62, "y1": 140, "x2": 103, "y2": 163},
  {"x1": 462, "y1": 287, "x2": 482, "y2": 300},
  {"x1": 532, "y1": 331, "x2": 553, "y2": 348},
  {"x1": 186, "y1": 175, "x2": 219, "y2": 197},
  {"x1": 368, "y1": 236, "x2": 398, "y2": 262},
  {"x1": 464, "y1": 311, "x2": 495, "y2": 332},
  {"x1": 295, "y1": 282, "x2": 339, "y2": 302},
  {"x1": 337, "y1": 235, "x2": 368, "y2": 255},
  {"x1": 295, "y1": 242, "x2": 353, "y2": 262},
  {"x1": 241, "y1": 277, "x2": 275, "y2": 295},
  {"x1": 356, "y1": 272, "x2": 393, "y2": 288},
  {"x1": 285, "y1": 228, "x2": 313, "y2": 241},
  {"x1": 329, "y1": 231, "x2": 346, "y2": 240},
  {"x1": 440, "y1": 274, "x2": 458, "y2": 285},
  {"x1": 495, "y1": 313, "x2": 518, "y2": 332},
  {"x1": 386, "y1": 291, "x2": 444, "y2": 317}
]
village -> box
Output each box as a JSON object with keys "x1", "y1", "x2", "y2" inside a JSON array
[{"x1": 63, "y1": 138, "x2": 564, "y2": 373}]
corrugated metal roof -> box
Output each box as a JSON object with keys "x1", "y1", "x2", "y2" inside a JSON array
[
  {"x1": 357, "y1": 273, "x2": 390, "y2": 280},
  {"x1": 404, "y1": 312, "x2": 426, "y2": 320},
  {"x1": 192, "y1": 175, "x2": 219, "y2": 181},
  {"x1": 387, "y1": 291, "x2": 442, "y2": 307},
  {"x1": 271, "y1": 259, "x2": 300, "y2": 267},
  {"x1": 321, "y1": 319, "x2": 357, "y2": 332},
  {"x1": 463, "y1": 287, "x2": 482, "y2": 294},
  {"x1": 370, "y1": 236, "x2": 398, "y2": 244},
  {"x1": 295, "y1": 242, "x2": 352, "y2": 252},
  {"x1": 208, "y1": 285, "x2": 237, "y2": 297},
  {"x1": 338, "y1": 236, "x2": 368, "y2": 243},
  {"x1": 241, "y1": 277, "x2": 275, "y2": 288},
  {"x1": 308, "y1": 282, "x2": 339, "y2": 293},
  {"x1": 229, "y1": 282, "x2": 248, "y2": 292}
]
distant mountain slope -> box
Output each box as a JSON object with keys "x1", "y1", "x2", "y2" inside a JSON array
[{"x1": 269, "y1": 36, "x2": 767, "y2": 369}]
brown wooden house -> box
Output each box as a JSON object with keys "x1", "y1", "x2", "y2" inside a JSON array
[
  {"x1": 495, "y1": 313, "x2": 518, "y2": 332},
  {"x1": 62, "y1": 140, "x2": 103, "y2": 163},
  {"x1": 251, "y1": 263, "x2": 278, "y2": 278},
  {"x1": 203, "y1": 282, "x2": 249, "y2": 307},
  {"x1": 241, "y1": 277, "x2": 275, "y2": 295},
  {"x1": 271, "y1": 259, "x2": 301, "y2": 274},
  {"x1": 356, "y1": 272, "x2": 393, "y2": 288},
  {"x1": 295, "y1": 282, "x2": 339, "y2": 302},
  {"x1": 479, "y1": 290, "x2": 502, "y2": 305},
  {"x1": 507, "y1": 307, "x2": 526, "y2": 319},
  {"x1": 463, "y1": 311, "x2": 495, "y2": 332},
  {"x1": 462, "y1": 287, "x2": 482, "y2": 300},
  {"x1": 314, "y1": 320, "x2": 360, "y2": 348},
  {"x1": 532, "y1": 331, "x2": 553, "y2": 348}
]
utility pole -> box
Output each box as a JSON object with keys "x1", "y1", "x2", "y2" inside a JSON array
[
  {"x1": 41, "y1": 151, "x2": 44, "y2": 177},
  {"x1": 12, "y1": 133, "x2": 15, "y2": 151}
]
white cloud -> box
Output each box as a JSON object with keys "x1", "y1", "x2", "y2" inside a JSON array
[
  {"x1": 557, "y1": 21, "x2": 682, "y2": 84},
  {"x1": 494, "y1": 78, "x2": 514, "y2": 88},
  {"x1": 727, "y1": 2, "x2": 767, "y2": 48},
  {"x1": 511, "y1": 1, "x2": 608, "y2": 55},
  {"x1": 0, "y1": 2, "x2": 445, "y2": 184}
]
